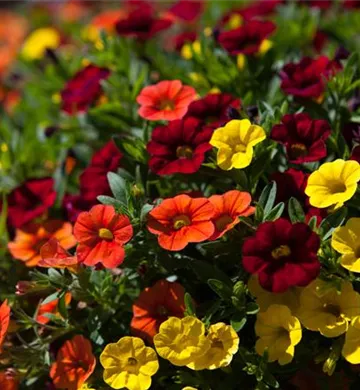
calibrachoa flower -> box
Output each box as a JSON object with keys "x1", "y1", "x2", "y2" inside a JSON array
[
  {"x1": 305, "y1": 159, "x2": 360, "y2": 209},
  {"x1": 332, "y1": 218, "x2": 360, "y2": 273},
  {"x1": 39, "y1": 238, "x2": 78, "y2": 272},
  {"x1": 0, "y1": 300, "x2": 10, "y2": 351},
  {"x1": 146, "y1": 117, "x2": 213, "y2": 175},
  {"x1": 147, "y1": 194, "x2": 215, "y2": 251},
  {"x1": 8, "y1": 220, "x2": 77, "y2": 267},
  {"x1": 270, "y1": 113, "x2": 331, "y2": 163},
  {"x1": 21, "y1": 27, "x2": 60, "y2": 60},
  {"x1": 255, "y1": 304, "x2": 302, "y2": 365},
  {"x1": 342, "y1": 316, "x2": 360, "y2": 364},
  {"x1": 74, "y1": 205, "x2": 133, "y2": 268},
  {"x1": 208, "y1": 190, "x2": 255, "y2": 240},
  {"x1": 297, "y1": 279, "x2": 360, "y2": 337},
  {"x1": 131, "y1": 279, "x2": 186, "y2": 342},
  {"x1": 187, "y1": 323, "x2": 239, "y2": 370},
  {"x1": 242, "y1": 218, "x2": 320, "y2": 293},
  {"x1": 210, "y1": 119, "x2": 266, "y2": 170},
  {"x1": 137, "y1": 80, "x2": 196, "y2": 121},
  {"x1": 168, "y1": 0, "x2": 204, "y2": 22},
  {"x1": 0, "y1": 370, "x2": 19, "y2": 390},
  {"x1": 61, "y1": 64, "x2": 110, "y2": 115},
  {"x1": 100, "y1": 336, "x2": 159, "y2": 390},
  {"x1": 154, "y1": 316, "x2": 211, "y2": 366},
  {"x1": 36, "y1": 293, "x2": 72, "y2": 325},
  {"x1": 50, "y1": 335, "x2": 96, "y2": 390}
]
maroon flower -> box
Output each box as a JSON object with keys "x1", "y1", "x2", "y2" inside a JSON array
[
  {"x1": 6, "y1": 178, "x2": 56, "y2": 229},
  {"x1": 115, "y1": 6, "x2": 172, "y2": 40},
  {"x1": 242, "y1": 218, "x2": 320, "y2": 293},
  {"x1": 270, "y1": 113, "x2": 331, "y2": 163},
  {"x1": 313, "y1": 30, "x2": 328, "y2": 53},
  {"x1": 218, "y1": 20, "x2": 276, "y2": 56},
  {"x1": 303, "y1": 0, "x2": 333, "y2": 9},
  {"x1": 61, "y1": 64, "x2": 110, "y2": 115},
  {"x1": 342, "y1": 122, "x2": 360, "y2": 147},
  {"x1": 185, "y1": 93, "x2": 241, "y2": 128},
  {"x1": 280, "y1": 56, "x2": 341, "y2": 100},
  {"x1": 350, "y1": 145, "x2": 360, "y2": 163},
  {"x1": 173, "y1": 31, "x2": 197, "y2": 52},
  {"x1": 147, "y1": 117, "x2": 213, "y2": 175},
  {"x1": 168, "y1": 0, "x2": 204, "y2": 22}
]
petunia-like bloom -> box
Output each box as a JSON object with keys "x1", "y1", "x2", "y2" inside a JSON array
[
  {"x1": 218, "y1": 20, "x2": 276, "y2": 56},
  {"x1": 146, "y1": 118, "x2": 213, "y2": 175},
  {"x1": 187, "y1": 323, "x2": 239, "y2": 370},
  {"x1": 147, "y1": 194, "x2": 215, "y2": 251},
  {"x1": 6, "y1": 177, "x2": 56, "y2": 229},
  {"x1": 0, "y1": 369, "x2": 19, "y2": 390},
  {"x1": 61, "y1": 64, "x2": 110, "y2": 115},
  {"x1": 74, "y1": 205, "x2": 133, "y2": 268},
  {"x1": 21, "y1": 27, "x2": 61, "y2": 60},
  {"x1": 50, "y1": 335, "x2": 96, "y2": 390},
  {"x1": 168, "y1": 0, "x2": 204, "y2": 22},
  {"x1": 8, "y1": 220, "x2": 77, "y2": 267},
  {"x1": 100, "y1": 336, "x2": 159, "y2": 390},
  {"x1": 131, "y1": 279, "x2": 186, "y2": 342},
  {"x1": 342, "y1": 316, "x2": 360, "y2": 364},
  {"x1": 255, "y1": 304, "x2": 302, "y2": 365},
  {"x1": 210, "y1": 119, "x2": 266, "y2": 170},
  {"x1": 137, "y1": 80, "x2": 196, "y2": 121},
  {"x1": 297, "y1": 279, "x2": 360, "y2": 338},
  {"x1": 154, "y1": 316, "x2": 211, "y2": 366},
  {"x1": 36, "y1": 293, "x2": 72, "y2": 325},
  {"x1": 0, "y1": 300, "x2": 10, "y2": 351},
  {"x1": 270, "y1": 113, "x2": 331, "y2": 164},
  {"x1": 332, "y1": 218, "x2": 360, "y2": 273},
  {"x1": 242, "y1": 218, "x2": 320, "y2": 293},
  {"x1": 305, "y1": 159, "x2": 360, "y2": 209},
  {"x1": 208, "y1": 190, "x2": 255, "y2": 240},
  {"x1": 280, "y1": 56, "x2": 341, "y2": 100},
  {"x1": 39, "y1": 238, "x2": 79, "y2": 272},
  {"x1": 115, "y1": 5, "x2": 172, "y2": 40}
]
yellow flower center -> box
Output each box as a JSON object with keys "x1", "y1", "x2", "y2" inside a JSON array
[
  {"x1": 235, "y1": 143, "x2": 246, "y2": 153},
  {"x1": 215, "y1": 214, "x2": 233, "y2": 231},
  {"x1": 271, "y1": 245, "x2": 291, "y2": 260},
  {"x1": 98, "y1": 228, "x2": 114, "y2": 241},
  {"x1": 159, "y1": 100, "x2": 175, "y2": 111},
  {"x1": 323, "y1": 303, "x2": 342, "y2": 318},
  {"x1": 127, "y1": 357, "x2": 138, "y2": 366},
  {"x1": 328, "y1": 181, "x2": 347, "y2": 194},
  {"x1": 290, "y1": 143, "x2": 308, "y2": 158},
  {"x1": 173, "y1": 215, "x2": 191, "y2": 230},
  {"x1": 211, "y1": 338, "x2": 224, "y2": 350},
  {"x1": 176, "y1": 145, "x2": 193, "y2": 159}
]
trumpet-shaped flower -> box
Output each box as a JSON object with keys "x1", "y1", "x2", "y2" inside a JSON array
[
  {"x1": 0, "y1": 300, "x2": 10, "y2": 351},
  {"x1": 342, "y1": 316, "x2": 360, "y2": 364},
  {"x1": 22, "y1": 27, "x2": 60, "y2": 60}
]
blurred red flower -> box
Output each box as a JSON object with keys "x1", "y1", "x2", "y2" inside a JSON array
[
  {"x1": 0, "y1": 369, "x2": 19, "y2": 390},
  {"x1": 313, "y1": 30, "x2": 328, "y2": 53},
  {"x1": 36, "y1": 293, "x2": 72, "y2": 325},
  {"x1": 167, "y1": 0, "x2": 204, "y2": 22},
  {"x1": 172, "y1": 31, "x2": 197, "y2": 52},
  {"x1": 0, "y1": 300, "x2": 10, "y2": 351}
]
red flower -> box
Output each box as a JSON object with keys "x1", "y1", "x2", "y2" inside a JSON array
[
  {"x1": 242, "y1": 218, "x2": 320, "y2": 293},
  {"x1": 270, "y1": 113, "x2": 331, "y2": 163},
  {"x1": 39, "y1": 238, "x2": 78, "y2": 271},
  {"x1": 0, "y1": 369, "x2": 19, "y2": 390},
  {"x1": 147, "y1": 117, "x2": 213, "y2": 175},
  {"x1": 218, "y1": 20, "x2": 276, "y2": 56},
  {"x1": 6, "y1": 178, "x2": 56, "y2": 229},
  {"x1": 50, "y1": 335, "x2": 96, "y2": 390},
  {"x1": 74, "y1": 205, "x2": 133, "y2": 268},
  {"x1": 168, "y1": 0, "x2": 204, "y2": 22},
  {"x1": 131, "y1": 279, "x2": 186, "y2": 342},
  {"x1": 280, "y1": 56, "x2": 341, "y2": 99},
  {"x1": 137, "y1": 80, "x2": 196, "y2": 121},
  {"x1": 147, "y1": 194, "x2": 215, "y2": 251},
  {"x1": 61, "y1": 64, "x2": 110, "y2": 115},
  {"x1": 0, "y1": 300, "x2": 10, "y2": 351},
  {"x1": 313, "y1": 30, "x2": 328, "y2": 53},
  {"x1": 209, "y1": 190, "x2": 255, "y2": 240},
  {"x1": 36, "y1": 293, "x2": 72, "y2": 325},
  {"x1": 115, "y1": 5, "x2": 172, "y2": 40},
  {"x1": 185, "y1": 93, "x2": 241, "y2": 128}
]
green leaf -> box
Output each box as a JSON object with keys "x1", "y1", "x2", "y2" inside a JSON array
[
  {"x1": 288, "y1": 197, "x2": 305, "y2": 223},
  {"x1": 107, "y1": 172, "x2": 128, "y2": 205},
  {"x1": 97, "y1": 195, "x2": 125, "y2": 208},
  {"x1": 230, "y1": 314, "x2": 247, "y2": 332},
  {"x1": 258, "y1": 181, "x2": 277, "y2": 218},
  {"x1": 246, "y1": 302, "x2": 260, "y2": 315},
  {"x1": 57, "y1": 292, "x2": 69, "y2": 320},
  {"x1": 264, "y1": 202, "x2": 284, "y2": 221},
  {"x1": 208, "y1": 279, "x2": 232, "y2": 300},
  {"x1": 184, "y1": 292, "x2": 196, "y2": 316},
  {"x1": 320, "y1": 207, "x2": 347, "y2": 240},
  {"x1": 308, "y1": 215, "x2": 318, "y2": 231},
  {"x1": 190, "y1": 259, "x2": 232, "y2": 285}
]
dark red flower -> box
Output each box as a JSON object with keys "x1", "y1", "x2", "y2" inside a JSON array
[
  {"x1": 61, "y1": 64, "x2": 110, "y2": 115},
  {"x1": 313, "y1": 30, "x2": 328, "y2": 53},
  {"x1": 242, "y1": 218, "x2": 321, "y2": 293},
  {"x1": 350, "y1": 145, "x2": 360, "y2": 163},
  {"x1": 6, "y1": 178, "x2": 56, "y2": 229},
  {"x1": 173, "y1": 31, "x2": 197, "y2": 52},
  {"x1": 270, "y1": 113, "x2": 331, "y2": 163},
  {"x1": 218, "y1": 20, "x2": 276, "y2": 56},
  {"x1": 342, "y1": 122, "x2": 360, "y2": 147},
  {"x1": 115, "y1": 6, "x2": 172, "y2": 40},
  {"x1": 303, "y1": 0, "x2": 333, "y2": 9},
  {"x1": 280, "y1": 56, "x2": 341, "y2": 100},
  {"x1": 344, "y1": 0, "x2": 360, "y2": 8},
  {"x1": 185, "y1": 93, "x2": 241, "y2": 128},
  {"x1": 168, "y1": 0, "x2": 204, "y2": 22},
  {"x1": 147, "y1": 117, "x2": 213, "y2": 175}
]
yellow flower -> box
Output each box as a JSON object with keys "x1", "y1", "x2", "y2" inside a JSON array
[
  {"x1": 210, "y1": 119, "x2": 266, "y2": 170},
  {"x1": 182, "y1": 387, "x2": 197, "y2": 390},
  {"x1": 22, "y1": 27, "x2": 61, "y2": 60},
  {"x1": 79, "y1": 384, "x2": 96, "y2": 390},
  {"x1": 258, "y1": 39, "x2": 273, "y2": 55},
  {"x1": 181, "y1": 40, "x2": 201, "y2": 60},
  {"x1": 305, "y1": 159, "x2": 360, "y2": 209},
  {"x1": 255, "y1": 304, "x2": 302, "y2": 365},
  {"x1": 332, "y1": 218, "x2": 360, "y2": 273},
  {"x1": 100, "y1": 336, "x2": 159, "y2": 390},
  {"x1": 154, "y1": 316, "x2": 211, "y2": 366},
  {"x1": 342, "y1": 316, "x2": 360, "y2": 364},
  {"x1": 297, "y1": 279, "x2": 360, "y2": 338},
  {"x1": 226, "y1": 14, "x2": 243, "y2": 29},
  {"x1": 187, "y1": 323, "x2": 239, "y2": 370}
]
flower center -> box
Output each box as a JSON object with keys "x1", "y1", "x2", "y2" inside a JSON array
[
  {"x1": 127, "y1": 357, "x2": 138, "y2": 366},
  {"x1": 157, "y1": 305, "x2": 168, "y2": 317},
  {"x1": 328, "y1": 181, "x2": 347, "y2": 194},
  {"x1": 215, "y1": 214, "x2": 233, "y2": 231},
  {"x1": 176, "y1": 145, "x2": 193, "y2": 159},
  {"x1": 211, "y1": 338, "x2": 224, "y2": 349},
  {"x1": 271, "y1": 245, "x2": 291, "y2": 259},
  {"x1": 290, "y1": 143, "x2": 308, "y2": 158},
  {"x1": 235, "y1": 143, "x2": 246, "y2": 152},
  {"x1": 355, "y1": 247, "x2": 360, "y2": 259},
  {"x1": 159, "y1": 99, "x2": 175, "y2": 111},
  {"x1": 173, "y1": 215, "x2": 191, "y2": 230},
  {"x1": 323, "y1": 303, "x2": 342, "y2": 318},
  {"x1": 98, "y1": 228, "x2": 114, "y2": 241}
]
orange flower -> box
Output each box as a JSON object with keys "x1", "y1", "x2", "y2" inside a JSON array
[
  {"x1": 90, "y1": 9, "x2": 126, "y2": 33},
  {"x1": 74, "y1": 205, "x2": 133, "y2": 268},
  {"x1": 50, "y1": 335, "x2": 96, "y2": 390},
  {"x1": 39, "y1": 238, "x2": 78, "y2": 272},
  {"x1": 36, "y1": 293, "x2": 72, "y2": 325},
  {"x1": 137, "y1": 80, "x2": 196, "y2": 121},
  {"x1": 0, "y1": 369, "x2": 19, "y2": 390},
  {"x1": 131, "y1": 279, "x2": 186, "y2": 342},
  {"x1": 0, "y1": 300, "x2": 10, "y2": 351},
  {"x1": 208, "y1": 190, "x2": 255, "y2": 240},
  {"x1": 147, "y1": 194, "x2": 215, "y2": 251},
  {"x1": 8, "y1": 221, "x2": 77, "y2": 267}
]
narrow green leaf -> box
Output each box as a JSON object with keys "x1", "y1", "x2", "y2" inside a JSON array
[
  {"x1": 264, "y1": 202, "x2": 284, "y2": 221},
  {"x1": 230, "y1": 315, "x2": 247, "y2": 332},
  {"x1": 57, "y1": 292, "x2": 69, "y2": 320},
  {"x1": 184, "y1": 292, "x2": 196, "y2": 316},
  {"x1": 320, "y1": 207, "x2": 347, "y2": 240},
  {"x1": 288, "y1": 197, "x2": 305, "y2": 223},
  {"x1": 107, "y1": 172, "x2": 128, "y2": 204},
  {"x1": 208, "y1": 279, "x2": 232, "y2": 300},
  {"x1": 258, "y1": 181, "x2": 277, "y2": 218}
]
